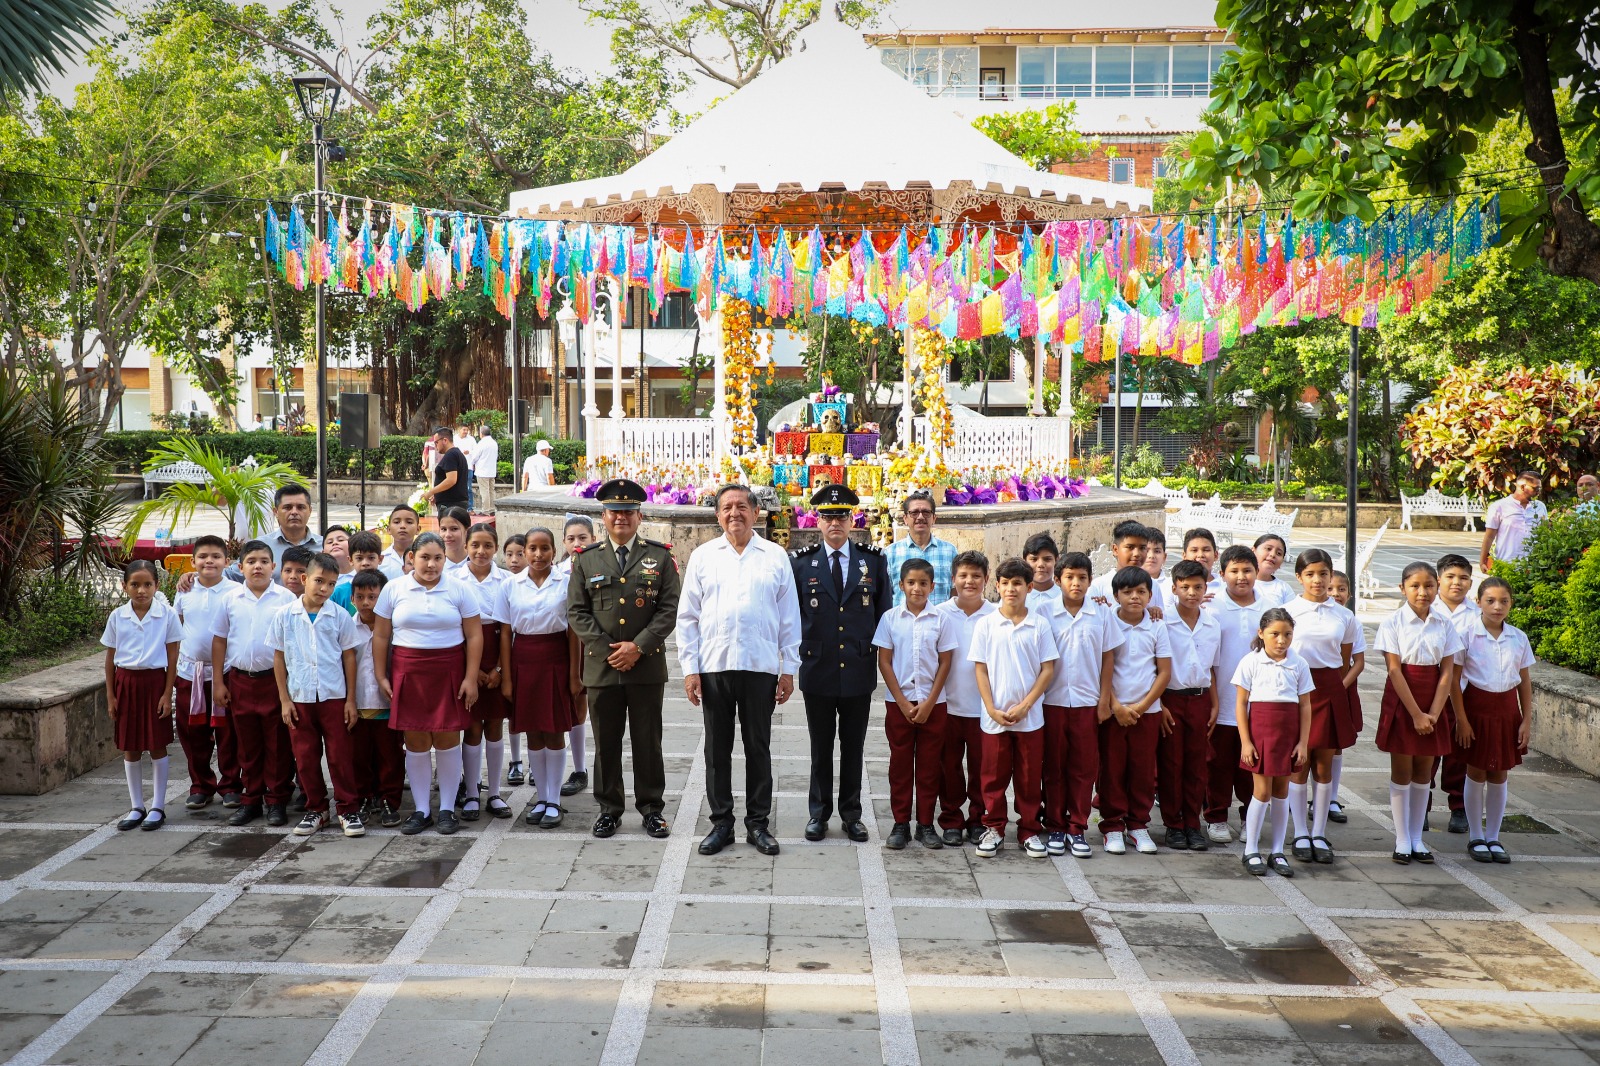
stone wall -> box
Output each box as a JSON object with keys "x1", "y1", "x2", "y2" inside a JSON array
[
  {"x1": 1529, "y1": 661, "x2": 1600, "y2": 779},
  {"x1": 0, "y1": 655, "x2": 119, "y2": 795}
]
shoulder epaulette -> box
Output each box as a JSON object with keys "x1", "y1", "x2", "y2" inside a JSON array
[
  {"x1": 572, "y1": 544, "x2": 590, "y2": 554},
  {"x1": 640, "y1": 537, "x2": 673, "y2": 550},
  {"x1": 857, "y1": 542, "x2": 883, "y2": 555},
  {"x1": 791, "y1": 542, "x2": 821, "y2": 558}
]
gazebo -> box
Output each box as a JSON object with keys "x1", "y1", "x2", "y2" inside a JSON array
[{"x1": 507, "y1": 10, "x2": 1149, "y2": 465}]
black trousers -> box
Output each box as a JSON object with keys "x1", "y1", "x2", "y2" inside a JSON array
[
  {"x1": 803, "y1": 692, "x2": 872, "y2": 823},
  {"x1": 589, "y1": 683, "x2": 666, "y2": 818},
  {"x1": 702, "y1": 670, "x2": 777, "y2": 831}
]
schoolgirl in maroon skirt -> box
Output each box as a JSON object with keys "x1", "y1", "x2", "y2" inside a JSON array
[
  {"x1": 1373, "y1": 561, "x2": 1465, "y2": 865},
  {"x1": 1451, "y1": 578, "x2": 1535, "y2": 865},
  {"x1": 501, "y1": 527, "x2": 583, "y2": 829},
  {"x1": 1283, "y1": 549, "x2": 1361, "y2": 864},
  {"x1": 100, "y1": 560, "x2": 183, "y2": 832},
  {"x1": 372, "y1": 532, "x2": 483, "y2": 837},
  {"x1": 451, "y1": 522, "x2": 512, "y2": 821},
  {"x1": 1229, "y1": 608, "x2": 1313, "y2": 878}
]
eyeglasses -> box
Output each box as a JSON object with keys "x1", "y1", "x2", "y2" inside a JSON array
[{"x1": 905, "y1": 510, "x2": 934, "y2": 518}]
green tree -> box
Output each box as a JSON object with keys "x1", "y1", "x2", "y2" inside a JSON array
[
  {"x1": 0, "y1": 0, "x2": 111, "y2": 98},
  {"x1": 971, "y1": 101, "x2": 1098, "y2": 171}
]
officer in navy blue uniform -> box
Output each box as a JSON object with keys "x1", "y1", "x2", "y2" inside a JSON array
[{"x1": 791, "y1": 483, "x2": 892, "y2": 842}]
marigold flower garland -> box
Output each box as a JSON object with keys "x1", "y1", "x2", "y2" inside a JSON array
[
  {"x1": 722, "y1": 297, "x2": 760, "y2": 449},
  {"x1": 914, "y1": 327, "x2": 954, "y2": 452}
]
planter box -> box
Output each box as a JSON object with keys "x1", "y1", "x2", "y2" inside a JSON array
[
  {"x1": 1530, "y1": 661, "x2": 1600, "y2": 779},
  {"x1": 0, "y1": 654, "x2": 118, "y2": 795}
]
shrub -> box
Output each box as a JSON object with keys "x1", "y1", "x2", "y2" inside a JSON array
[
  {"x1": 1499, "y1": 504, "x2": 1600, "y2": 655},
  {"x1": 1121, "y1": 442, "x2": 1166, "y2": 480},
  {"x1": 1548, "y1": 544, "x2": 1600, "y2": 674},
  {"x1": 0, "y1": 576, "x2": 106, "y2": 667}
]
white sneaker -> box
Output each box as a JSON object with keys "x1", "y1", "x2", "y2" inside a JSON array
[
  {"x1": 1130, "y1": 828, "x2": 1158, "y2": 854},
  {"x1": 1206, "y1": 821, "x2": 1234, "y2": 844},
  {"x1": 1069, "y1": 833, "x2": 1093, "y2": 858},
  {"x1": 339, "y1": 812, "x2": 366, "y2": 838},
  {"x1": 1103, "y1": 831, "x2": 1126, "y2": 855},
  {"x1": 976, "y1": 828, "x2": 1003, "y2": 858},
  {"x1": 293, "y1": 811, "x2": 326, "y2": 836},
  {"x1": 1022, "y1": 835, "x2": 1049, "y2": 858}
]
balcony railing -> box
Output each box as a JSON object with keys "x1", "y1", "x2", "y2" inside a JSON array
[{"x1": 924, "y1": 80, "x2": 1212, "y2": 101}]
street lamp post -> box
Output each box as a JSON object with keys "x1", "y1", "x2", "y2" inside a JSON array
[{"x1": 292, "y1": 72, "x2": 342, "y2": 532}]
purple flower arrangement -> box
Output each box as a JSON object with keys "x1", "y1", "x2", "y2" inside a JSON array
[{"x1": 939, "y1": 476, "x2": 1087, "y2": 507}]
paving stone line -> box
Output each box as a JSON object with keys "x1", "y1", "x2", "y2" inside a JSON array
[{"x1": 851, "y1": 761, "x2": 919, "y2": 1065}]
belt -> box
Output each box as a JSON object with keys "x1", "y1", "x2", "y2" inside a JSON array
[
  {"x1": 1166, "y1": 687, "x2": 1206, "y2": 697},
  {"x1": 231, "y1": 667, "x2": 275, "y2": 679}
]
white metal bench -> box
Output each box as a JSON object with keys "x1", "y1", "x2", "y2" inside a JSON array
[
  {"x1": 1134, "y1": 477, "x2": 1193, "y2": 510},
  {"x1": 1166, "y1": 495, "x2": 1297, "y2": 549},
  {"x1": 1401, "y1": 488, "x2": 1484, "y2": 531},
  {"x1": 142, "y1": 459, "x2": 210, "y2": 499},
  {"x1": 1334, "y1": 520, "x2": 1388, "y2": 595}
]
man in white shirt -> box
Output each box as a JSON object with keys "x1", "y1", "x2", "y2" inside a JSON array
[
  {"x1": 678, "y1": 484, "x2": 801, "y2": 857},
  {"x1": 454, "y1": 424, "x2": 476, "y2": 509},
  {"x1": 471, "y1": 425, "x2": 500, "y2": 513},
  {"x1": 1480, "y1": 471, "x2": 1547, "y2": 572},
  {"x1": 523, "y1": 439, "x2": 556, "y2": 490}
]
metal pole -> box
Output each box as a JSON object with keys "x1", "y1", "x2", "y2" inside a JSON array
[
  {"x1": 359, "y1": 445, "x2": 367, "y2": 529},
  {"x1": 312, "y1": 118, "x2": 329, "y2": 531},
  {"x1": 1112, "y1": 345, "x2": 1123, "y2": 489},
  {"x1": 1346, "y1": 324, "x2": 1360, "y2": 608},
  {"x1": 508, "y1": 297, "x2": 521, "y2": 482}
]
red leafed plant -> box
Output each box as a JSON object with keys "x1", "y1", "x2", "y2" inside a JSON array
[{"x1": 1402, "y1": 364, "x2": 1600, "y2": 497}]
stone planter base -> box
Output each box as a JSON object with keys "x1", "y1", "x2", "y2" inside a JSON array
[
  {"x1": 1530, "y1": 661, "x2": 1600, "y2": 779},
  {"x1": 0, "y1": 655, "x2": 119, "y2": 795}
]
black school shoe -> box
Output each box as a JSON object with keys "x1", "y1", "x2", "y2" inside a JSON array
[
  {"x1": 264, "y1": 805, "x2": 288, "y2": 827},
  {"x1": 436, "y1": 810, "x2": 460, "y2": 835},
  {"x1": 916, "y1": 824, "x2": 943, "y2": 849},
  {"x1": 1185, "y1": 828, "x2": 1209, "y2": 852},
  {"x1": 942, "y1": 828, "x2": 965, "y2": 847},
  {"x1": 885, "y1": 822, "x2": 911, "y2": 850},
  {"x1": 561, "y1": 771, "x2": 588, "y2": 797},
  {"x1": 185, "y1": 792, "x2": 211, "y2": 811},
  {"x1": 400, "y1": 811, "x2": 434, "y2": 835},
  {"x1": 1165, "y1": 827, "x2": 1189, "y2": 850},
  {"x1": 117, "y1": 808, "x2": 147, "y2": 831},
  {"x1": 506, "y1": 761, "x2": 525, "y2": 787},
  {"x1": 229, "y1": 804, "x2": 262, "y2": 827},
  {"x1": 1448, "y1": 810, "x2": 1469, "y2": 835}
]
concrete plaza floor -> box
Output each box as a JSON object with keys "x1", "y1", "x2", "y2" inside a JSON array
[{"x1": 5, "y1": 629, "x2": 1600, "y2": 1066}]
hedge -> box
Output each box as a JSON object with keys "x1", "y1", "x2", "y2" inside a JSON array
[{"x1": 104, "y1": 431, "x2": 585, "y2": 484}]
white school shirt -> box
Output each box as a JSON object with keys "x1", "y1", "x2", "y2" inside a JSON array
[
  {"x1": 213, "y1": 583, "x2": 298, "y2": 672},
  {"x1": 174, "y1": 579, "x2": 234, "y2": 681},
  {"x1": 1372, "y1": 606, "x2": 1465, "y2": 666},
  {"x1": 967, "y1": 609, "x2": 1058, "y2": 734},
  {"x1": 471, "y1": 435, "x2": 499, "y2": 479},
  {"x1": 1209, "y1": 592, "x2": 1268, "y2": 726},
  {"x1": 374, "y1": 573, "x2": 482, "y2": 650},
  {"x1": 1457, "y1": 618, "x2": 1535, "y2": 693},
  {"x1": 1486, "y1": 495, "x2": 1547, "y2": 562},
  {"x1": 445, "y1": 555, "x2": 471, "y2": 573},
  {"x1": 378, "y1": 547, "x2": 407, "y2": 580},
  {"x1": 353, "y1": 618, "x2": 385, "y2": 710},
  {"x1": 100, "y1": 599, "x2": 183, "y2": 670},
  {"x1": 1110, "y1": 613, "x2": 1173, "y2": 714},
  {"x1": 265, "y1": 599, "x2": 367, "y2": 703},
  {"x1": 932, "y1": 599, "x2": 997, "y2": 718},
  {"x1": 1025, "y1": 587, "x2": 1058, "y2": 611},
  {"x1": 872, "y1": 604, "x2": 958, "y2": 703},
  {"x1": 1230, "y1": 648, "x2": 1315, "y2": 704},
  {"x1": 677, "y1": 534, "x2": 802, "y2": 677},
  {"x1": 502, "y1": 570, "x2": 571, "y2": 636},
  {"x1": 1040, "y1": 599, "x2": 1124, "y2": 708},
  {"x1": 1436, "y1": 599, "x2": 1481, "y2": 688},
  {"x1": 1090, "y1": 572, "x2": 1164, "y2": 612},
  {"x1": 1284, "y1": 597, "x2": 1359, "y2": 670},
  {"x1": 1254, "y1": 577, "x2": 1297, "y2": 609},
  {"x1": 1165, "y1": 610, "x2": 1221, "y2": 692},
  {"x1": 451, "y1": 565, "x2": 510, "y2": 624}
]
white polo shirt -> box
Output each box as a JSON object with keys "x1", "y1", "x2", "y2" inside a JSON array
[
  {"x1": 1284, "y1": 596, "x2": 1360, "y2": 670},
  {"x1": 872, "y1": 604, "x2": 958, "y2": 703},
  {"x1": 174, "y1": 578, "x2": 234, "y2": 681},
  {"x1": 1231, "y1": 648, "x2": 1315, "y2": 704},
  {"x1": 502, "y1": 570, "x2": 571, "y2": 636},
  {"x1": 1208, "y1": 592, "x2": 1268, "y2": 726},
  {"x1": 1486, "y1": 495, "x2": 1547, "y2": 562},
  {"x1": 968, "y1": 608, "x2": 1059, "y2": 733},
  {"x1": 450, "y1": 565, "x2": 510, "y2": 625},
  {"x1": 1254, "y1": 576, "x2": 1297, "y2": 609},
  {"x1": 353, "y1": 617, "x2": 385, "y2": 711},
  {"x1": 1039, "y1": 599, "x2": 1124, "y2": 709},
  {"x1": 375, "y1": 573, "x2": 482, "y2": 650},
  {"x1": 1165, "y1": 609, "x2": 1221, "y2": 692},
  {"x1": 378, "y1": 546, "x2": 407, "y2": 580},
  {"x1": 932, "y1": 599, "x2": 996, "y2": 718},
  {"x1": 1110, "y1": 612, "x2": 1173, "y2": 713},
  {"x1": 1457, "y1": 618, "x2": 1535, "y2": 693},
  {"x1": 100, "y1": 599, "x2": 183, "y2": 670},
  {"x1": 213, "y1": 583, "x2": 298, "y2": 673},
  {"x1": 1090, "y1": 571, "x2": 1165, "y2": 612},
  {"x1": 1373, "y1": 605, "x2": 1465, "y2": 667}
]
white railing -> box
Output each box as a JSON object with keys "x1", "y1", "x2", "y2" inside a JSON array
[
  {"x1": 1133, "y1": 477, "x2": 1193, "y2": 509},
  {"x1": 1167, "y1": 494, "x2": 1298, "y2": 548},
  {"x1": 915, "y1": 414, "x2": 1070, "y2": 468},
  {"x1": 1400, "y1": 488, "x2": 1484, "y2": 532},
  {"x1": 593, "y1": 417, "x2": 718, "y2": 465}
]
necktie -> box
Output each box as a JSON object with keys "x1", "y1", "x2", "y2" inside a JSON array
[
  {"x1": 831, "y1": 549, "x2": 844, "y2": 599},
  {"x1": 616, "y1": 543, "x2": 628, "y2": 573}
]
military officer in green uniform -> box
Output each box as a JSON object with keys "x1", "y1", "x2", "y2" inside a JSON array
[{"x1": 566, "y1": 478, "x2": 681, "y2": 839}]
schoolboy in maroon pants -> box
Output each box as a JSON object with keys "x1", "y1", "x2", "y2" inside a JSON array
[
  {"x1": 173, "y1": 535, "x2": 243, "y2": 810},
  {"x1": 1159, "y1": 560, "x2": 1222, "y2": 850}
]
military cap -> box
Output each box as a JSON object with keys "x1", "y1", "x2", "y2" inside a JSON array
[
  {"x1": 596, "y1": 478, "x2": 647, "y2": 510},
  {"x1": 810, "y1": 483, "x2": 859, "y2": 516}
]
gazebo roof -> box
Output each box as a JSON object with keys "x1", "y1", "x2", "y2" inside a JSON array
[{"x1": 508, "y1": 15, "x2": 1148, "y2": 221}]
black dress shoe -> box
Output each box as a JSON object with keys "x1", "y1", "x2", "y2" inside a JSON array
[
  {"x1": 1448, "y1": 810, "x2": 1469, "y2": 834},
  {"x1": 746, "y1": 828, "x2": 780, "y2": 855},
  {"x1": 436, "y1": 810, "x2": 460, "y2": 835},
  {"x1": 942, "y1": 827, "x2": 964, "y2": 847},
  {"x1": 885, "y1": 822, "x2": 910, "y2": 850},
  {"x1": 1165, "y1": 827, "x2": 1189, "y2": 850},
  {"x1": 699, "y1": 826, "x2": 734, "y2": 855},
  {"x1": 264, "y1": 805, "x2": 288, "y2": 827},
  {"x1": 1327, "y1": 801, "x2": 1348, "y2": 824},
  {"x1": 643, "y1": 813, "x2": 670, "y2": 839},
  {"x1": 966, "y1": 824, "x2": 985, "y2": 846},
  {"x1": 505, "y1": 761, "x2": 525, "y2": 787},
  {"x1": 561, "y1": 771, "x2": 588, "y2": 797},
  {"x1": 117, "y1": 808, "x2": 147, "y2": 831},
  {"x1": 916, "y1": 824, "x2": 943, "y2": 849},
  {"x1": 401, "y1": 811, "x2": 434, "y2": 835},
  {"x1": 804, "y1": 818, "x2": 827, "y2": 842},
  {"x1": 593, "y1": 813, "x2": 620, "y2": 838},
  {"x1": 289, "y1": 788, "x2": 307, "y2": 813},
  {"x1": 1185, "y1": 828, "x2": 1209, "y2": 852},
  {"x1": 228, "y1": 805, "x2": 262, "y2": 827},
  {"x1": 844, "y1": 821, "x2": 869, "y2": 843}
]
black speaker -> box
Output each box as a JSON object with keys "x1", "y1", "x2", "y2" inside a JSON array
[
  {"x1": 510, "y1": 399, "x2": 531, "y2": 434},
  {"x1": 339, "y1": 393, "x2": 380, "y2": 450}
]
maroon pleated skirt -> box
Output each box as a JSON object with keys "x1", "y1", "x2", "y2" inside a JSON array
[
  {"x1": 113, "y1": 667, "x2": 174, "y2": 753},
  {"x1": 1307, "y1": 667, "x2": 1356, "y2": 752},
  {"x1": 1242, "y1": 701, "x2": 1300, "y2": 776},
  {"x1": 1461, "y1": 684, "x2": 1525, "y2": 773},
  {"x1": 1377, "y1": 663, "x2": 1452, "y2": 757},
  {"x1": 1348, "y1": 682, "x2": 1364, "y2": 735},
  {"x1": 389, "y1": 644, "x2": 469, "y2": 732},
  {"x1": 472, "y1": 620, "x2": 506, "y2": 725},
  {"x1": 509, "y1": 632, "x2": 576, "y2": 735}
]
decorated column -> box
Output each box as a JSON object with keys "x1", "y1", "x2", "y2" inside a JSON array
[
  {"x1": 608, "y1": 278, "x2": 625, "y2": 422},
  {"x1": 914, "y1": 327, "x2": 953, "y2": 457},
  {"x1": 1031, "y1": 334, "x2": 1047, "y2": 417},
  {"x1": 900, "y1": 320, "x2": 916, "y2": 450},
  {"x1": 701, "y1": 307, "x2": 728, "y2": 457},
  {"x1": 721, "y1": 297, "x2": 758, "y2": 450},
  {"x1": 581, "y1": 303, "x2": 601, "y2": 454},
  {"x1": 1057, "y1": 340, "x2": 1074, "y2": 472}
]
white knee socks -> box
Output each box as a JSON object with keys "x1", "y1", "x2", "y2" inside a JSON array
[
  {"x1": 1311, "y1": 781, "x2": 1332, "y2": 839},
  {"x1": 125, "y1": 758, "x2": 144, "y2": 812},
  {"x1": 462, "y1": 742, "x2": 483, "y2": 801},
  {"x1": 1244, "y1": 797, "x2": 1269, "y2": 855},
  {"x1": 485, "y1": 740, "x2": 505, "y2": 800},
  {"x1": 509, "y1": 731, "x2": 523, "y2": 764},
  {"x1": 435, "y1": 747, "x2": 464, "y2": 814},
  {"x1": 406, "y1": 751, "x2": 433, "y2": 817},
  {"x1": 569, "y1": 722, "x2": 587, "y2": 774},
  {"x1": 1408, "y1": 782, "x2": 1431, "y2": 851},
  {"x1": 152, "y1": 756, "x2": 170, "y2": 812},
  {"x1": 543, "y1": 748, "x2": 565, "y2": 806},
  {"x1": 1463, "y1": 778, "x2": 1486, "y2": 838},
  {"x1": 1288, "y1": 781, "x2": 1309, "y2": 841},
  {"x1": 1269, "y1": 796, "x2": 1289, "y2": 855},
  {"x1": 1485, "y1": 781, "x2": 1509, "y2": 841},
  {"x1": 1329, "y1": 751, "x2": 1344, "y2": 804},
  {"x1": 1389, "y1": 782, "x2": 1410, "y2": 853}
]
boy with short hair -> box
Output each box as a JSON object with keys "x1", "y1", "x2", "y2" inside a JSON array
[
  {"x1": 1159, "y1": 560, "x2": 1222, "y2": 851},
  {"x1": 280, "y1": 545, "x2": 312, "y2": 597},
  {"x1": 1434, "y1": 553, "x2": 1480, "y2": 834},
  {"x1": 1174, "y1": 528, "x2": 1226, "y2": 603},
  {"x1": 1142, "y1": 528, "x2": 1168, "y2": 584},
  {"x1": 1023, "y1": 533, "x2": 1060, "y2": 608},
  {"x1": 173, "y1": 534, "x2": 243, "y2": 811},
  {"x1": 211, "y1": 540, "x2": 299, "y2": 827},
  {"x1": 349, "y1": 570, "x2": 404, "y2": 827},
  {"x1": 381, "y1": 505, "x2": 419, "y2": 579},
  {"x1": 1039, "y1": 551, "x2": 1123, "y2": 858},
  {"x1": 1100, "y1": 566, "x2": 1173, "y2": 855},
  {"x1": 969, "y1": 559, "x2": 1059, "y2": 858},
  {"x1": 267, "y1": 552, "x2": 368, "y2": 837},
  {"x1": 933, "y1": 552, "x2": 997, "y2": 846},
  {"x1": 874, "y1": 559, "x2": 959, "y2": 850},
  {"x1": 330, "y1": 530, "x2": 385, "y2": 614},
  {"x1": 1203, "y1": 545, "x2": 1266, "y2": 843},
  {"x1": 1090, "y1": 522, "x2": 1165, "y2": 615}
]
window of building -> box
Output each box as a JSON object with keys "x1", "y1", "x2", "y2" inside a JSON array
[
  {"x1": 1170, "y1": 44, "x2": 1211, "y2": 96},
  {"x1": 1132, "y1": 46, "x2": 1170, "y2": 96},
  {"x1": 1055, "y1": 47, "x2": 1094, "y2": 97},
  {"x1": 1152, "y1": 157, "x2": 1173, "y2": 180},
  {"x1": 1110, "y1": 158, "x2": 1135, "y2": 184},
  {"x1": 886, "y1": 40, "x2": 1235, "y2": 101},
  {"x1": 884, "y1": 45, "x2": 976, "y2": 95},
  {"x1": 1094, "y1": 45, "x2": 1132, "y2": 96}
]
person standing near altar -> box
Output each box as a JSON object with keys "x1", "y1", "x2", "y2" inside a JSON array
[{"x1": 885, "y1": 491, "x2": 957, "y2": 607}]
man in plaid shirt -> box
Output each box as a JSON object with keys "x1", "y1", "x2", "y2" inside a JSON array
[{"x1": 884, "y1": 491, "x2": 958, "y2": 607}]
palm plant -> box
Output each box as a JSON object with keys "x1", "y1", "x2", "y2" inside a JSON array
[
  {"x1": 0, "y1": 0, "x2": 112, "y2": 98},
  {"x1": 124, "y1": 438, "x2": 298, "y2": 555}
]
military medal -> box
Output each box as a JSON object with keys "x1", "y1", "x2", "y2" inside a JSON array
[
  {"x1": 636, "y1": 597, "x2": 645, "y2": 607},
  {"x1": 811, "y1": 597, "x2": 819, "y2": 607}
]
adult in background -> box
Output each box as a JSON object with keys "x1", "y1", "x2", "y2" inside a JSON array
[
  {"x1": 885, "y1": 490, "x2": 957, "y2": 607},
  {"x1": 791, "y1": 484, "x2": 890, "y2": 843},
  {"x1": 424, "y1": 427, "x2": 471, "y2": 517},
  {"x1": 454, "y1": 423, "x2": 476, "y2": 508},
  {"x1": 567, "y1": 479, "x2": 681, "y2": 839},
  {"x1": 1577, "y1": 474, "x2": 1599, "y2": 506},
  {"x1": 523, "y1": 439, "x2": 556, "y2": 490},
  {"x1": 211, "y1": 483, "x2": 321, "y2": 586},
  {"x1": 1480, "y1": 471, "x2": 1547, "y2": 574},
  {"x1": 678, "y1": 485, "x2": 801, "y2": 856},
  {"x1": 472, "y1": 425, "x2": 500, "y2": 514}
]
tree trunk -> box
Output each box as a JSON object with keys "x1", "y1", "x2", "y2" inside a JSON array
[{"x1": 405, "y1": 329, "x2": 483, "y2": 435}]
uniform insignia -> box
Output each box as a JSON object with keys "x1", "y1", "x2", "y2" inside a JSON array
[
  {"x1": 810, "y1": 597, "x2": 819, "y2": 608},
  {"x1": 572, "y1": 544, "x2": 589, "y2": 554},
  {"x1": 641, "y1": 556, "x2": 659, "y2": 572}
]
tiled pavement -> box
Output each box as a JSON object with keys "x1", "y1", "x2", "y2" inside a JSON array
[{"x1": 5, "y1": 636, "x2": 1600, "y2": 1066}]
